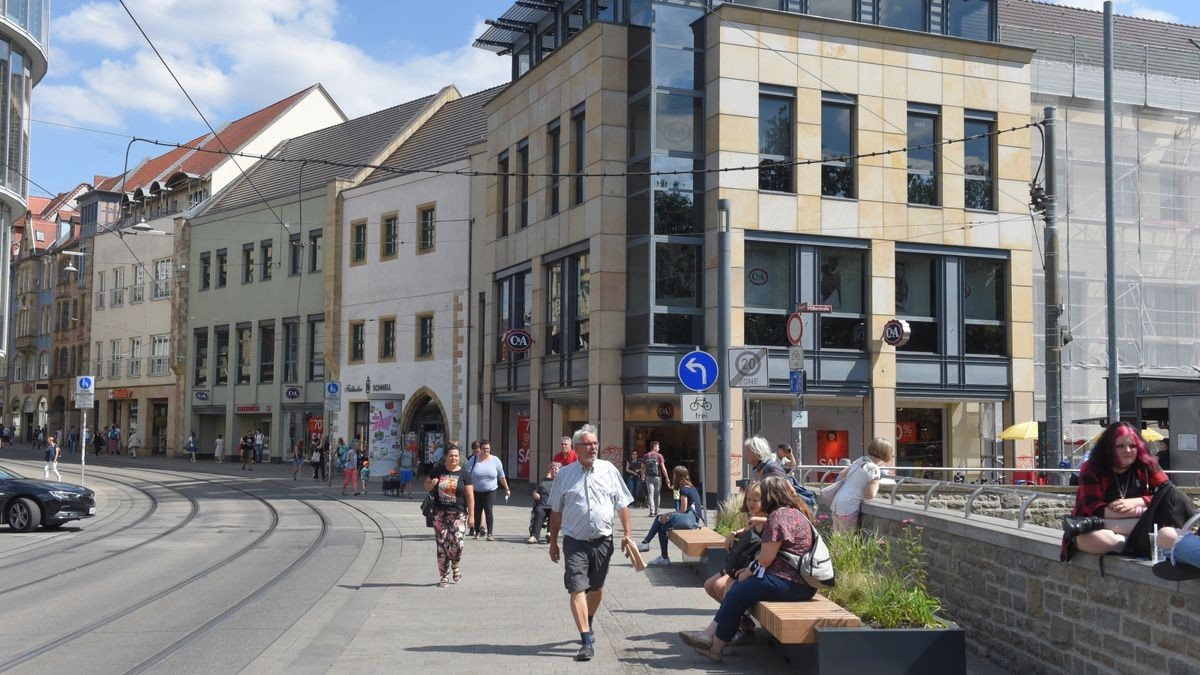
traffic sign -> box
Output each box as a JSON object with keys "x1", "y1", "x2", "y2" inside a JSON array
[
  {"x1": 786, "y1": 312, "x2": 804, "y2": 346},
  {"x1": 788, "y1": 345, "x2": 804, "y2": 370},
  {"x1": 75, "y1": 393, "x2": 94, "y2": 409},
  {"x1": 678, "y1": 350, "x2": 718, "y2": 392},
  {"x1": 75, "y1": 376, "x2": 94, "y2": 394},
  {"x1": 791, "y1": 410, "x2": 809, "y2": 428},
  {"x1": 728, "y1": 348, "x2": 768, "y2": 388},
  {"x1": 681, "y1": 394, "x2": 720, "y2": 423},
  {"x1": 325, "y1": 381, "x2": 341, "y2": 398},
  {"x1": 789, "y1": 369, "x2": 806, "y2": 394}
]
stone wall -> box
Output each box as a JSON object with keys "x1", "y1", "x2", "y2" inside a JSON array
[{"x1": 861, "y1": 501, "x2": 1200, "y2": 675}]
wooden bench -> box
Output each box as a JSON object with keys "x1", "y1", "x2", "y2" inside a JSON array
[
  {"x1": 751, "y1": 594, "x2": 862, "y2": 644},
  {"x1": 667, "y1": 527, "x2": 727, "y2": 557}
]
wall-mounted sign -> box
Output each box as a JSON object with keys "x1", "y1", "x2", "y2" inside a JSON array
[
  {"x1": 235, "y1": 404, "x2": 271, "y2": 414},
  {"x1": 748, "y1": 268, "x2": 769, "y2": 286},
  {"x1": 108, "y1": 388, "x2": 135, "y2": 400},
  {"x1": 504, "y1": 329, "x2": 533, "y2": 353},
  {"x1": 656, "y1": 402, "x2": 674, "y2": 420},
  {"x1": 194, "y1": 391, "x2": 210, "y2": 401},
  {"x1": 372, "y1": 383, "x2": 392, "y2": 392},
  {"x1": 882, "y1": 318, "x2": 911, "y2": 347},
  {"x1": 285, "y1": 387, "x2": 301, "y2": 400},
  {"x1": 345, "y1": 384, "x2": 364, "y2": 393}
]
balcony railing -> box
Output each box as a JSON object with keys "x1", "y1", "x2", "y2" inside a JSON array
[
  {"x1": 150, "y1": 356, "x2": 170, "y2": 376},
  {"x1": 152, "y1": 280, "x2": 171, "y2": 300},
  {"x1": 128, "y1": 358, "x2": 142, "y2": 377}
]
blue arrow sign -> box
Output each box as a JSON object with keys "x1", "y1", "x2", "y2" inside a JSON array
[{"x1": 678, "y1": 350, "x2": 718, "y2": 392}]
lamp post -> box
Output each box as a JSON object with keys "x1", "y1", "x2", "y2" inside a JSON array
[{"x1": 716, "y1": 199, "x2": 732, "y2": 503}]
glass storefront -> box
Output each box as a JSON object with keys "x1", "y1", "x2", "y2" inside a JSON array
[{"x1": 895, "y1": 406, "x2": 944, "y2": 470}]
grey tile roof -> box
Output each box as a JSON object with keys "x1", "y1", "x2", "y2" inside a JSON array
[
  {"x1": 361, "y1": 85, "x2": 504, "y2": 185},
  {"x1": 205, "y1": 92, "x2": 439, "y2": 214},
  {"x1": 999, "y1": 0, "x2": 1200, "y2": 53}
]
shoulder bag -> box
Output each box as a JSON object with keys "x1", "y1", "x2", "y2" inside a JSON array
[
  {"x1": 817, "y1": 459, "x2": 863, "y2": 509},
  {"x1": 779, "y1": 516, "x2": 836, "y2": 589}
]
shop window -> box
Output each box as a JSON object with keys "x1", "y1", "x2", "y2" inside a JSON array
[
  {"x1": 744, "y1": 241, "x2": 791, "y2": 346},
  {"x1": 963, "y1": 258, "x2": 1006, "y2": 355},
  {"x1": 895, "y1": 252, "x2": 939, "y2": 353},
  {"x1": 817, "y1": 249, "x2": 866, "y2": 349},
  {"x1": 895, "y1": 407, "x2": 944, "y2": 469}
]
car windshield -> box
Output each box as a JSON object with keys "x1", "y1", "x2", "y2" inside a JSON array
[{"x1": 0, "y1": 466, "x2": 21, "y2": 479}]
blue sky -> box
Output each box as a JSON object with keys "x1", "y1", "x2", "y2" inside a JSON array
[{"x1": 27, "y1": 0, "x2": 1200, "y2": 198}]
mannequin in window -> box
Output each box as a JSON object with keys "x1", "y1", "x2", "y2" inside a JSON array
[{"x1": 820, "y1": 257, "x2": 842, "y2": 306}]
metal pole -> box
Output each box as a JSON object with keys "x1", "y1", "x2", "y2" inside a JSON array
[
  {"x1": 716, "y1": 199, "x2": 732, "y2": 502},
  {"x1": 697, "y1": 426, "x2": 707, "y2": 512},
  {"x1": 1042, "y1": 106, "x2": 1064, "y2": 483},
  {"x1": 1103, "y1": 1, "x2": 1120, "y2": 424},
  {"x1": 81, "y1": 408, "x2": 87, "y2": 487}
]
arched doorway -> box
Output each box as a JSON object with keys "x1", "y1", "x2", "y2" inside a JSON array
[{"x1": 404, "y1": 391, "x2": 447, "y2": 470}]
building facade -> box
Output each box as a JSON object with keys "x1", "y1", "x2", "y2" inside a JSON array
[
  {"x1": 334, "y1": 86, "x2": 496, "y2": 473},
  {"x1": 473, "y1": 0, "x2": 1035, "y2": 491},
  {"x1": 86, "y1": 85, "x2": 344, "y2": 455},
  {"x1": 183, "y1": 90, "x2": 448, "y2": 461}
]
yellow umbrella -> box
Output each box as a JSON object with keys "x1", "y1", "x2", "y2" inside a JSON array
[
  {"x1": 1087, "y1": 428, "x2": 1166, "y2": 443},
  {"x1": 999, "y1": 421, "x2": 1039, "y2": 441}
]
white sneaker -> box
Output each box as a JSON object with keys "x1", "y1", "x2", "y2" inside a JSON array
[
  {"x1": 527, "y1": 536, "x2": 538, "y2": 544},
  {"x1": 636, "y1": 542, "x2": 651, "y2": 553},
  {"x1": 648, "y1": 556, "x2": 671, "y2": 566}
]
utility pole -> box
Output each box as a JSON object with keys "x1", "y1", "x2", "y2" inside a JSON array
[
  {"x1": 716, "y1": 199, "x2": 732, "y2": 502},
  {"x1": 1103, "y1": 1, "x2": 1120, "y2": 424},
  {"x1": 1041, "y1": 107, "x2": 1064, "y2": 482}
]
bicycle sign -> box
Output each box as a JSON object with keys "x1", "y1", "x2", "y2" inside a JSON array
[{"x1": 681, "y1": 394, "x2": 720, "y2": 423}]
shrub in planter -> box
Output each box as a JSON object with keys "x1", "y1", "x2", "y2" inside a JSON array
[{"x1": 713, "y1": 493, "x2": 747, "y2": 537}]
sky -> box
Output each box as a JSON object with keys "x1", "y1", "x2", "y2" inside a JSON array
[{"x1": 26, "y1": 0, "x2": 1200, "y2": 199}]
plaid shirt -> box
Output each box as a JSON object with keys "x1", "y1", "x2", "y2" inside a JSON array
[{"x1": 1071, "y1": 461, "x2": 1167, "y2": 517}]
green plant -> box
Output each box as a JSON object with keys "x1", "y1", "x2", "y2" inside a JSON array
[
  {"x1": 713, "y1": 493, "x2": 747, "y2": 536},
  {"x1": 819, "y1": 519, "x2": 943, "y2": 629}
]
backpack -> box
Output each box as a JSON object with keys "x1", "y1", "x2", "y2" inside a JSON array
[
  {"x1": 788, "y1": 473, "x2": 819, "y2": 511},
  {"x1": 780, "y1": 516, "x2": 836, "y2": 589},
  {"x1": 45, "y1": 446, "x2": 55, "y2": 462},
  {"x1": 644, "y1": 455, "x2": 660, "y2": 477}
]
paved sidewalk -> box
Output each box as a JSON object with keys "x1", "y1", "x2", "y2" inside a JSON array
[{"x1": 1, "y1": 444, "x2": 1008, "y2": 673}]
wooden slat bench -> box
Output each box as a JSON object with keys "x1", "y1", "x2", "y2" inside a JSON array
[
  {"x1": 667, "y1": 527, "x2": 727, "y2": 557},
  {"x1": 751, "y1": 595, "x2": 862, "y2": 644}
]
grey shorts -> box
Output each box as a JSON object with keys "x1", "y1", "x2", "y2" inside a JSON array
[{"x1": 563, "y1": 535, "x2": 614, "y2": 594}]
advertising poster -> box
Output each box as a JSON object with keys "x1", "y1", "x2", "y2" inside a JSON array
[
  {"x1": 816, "y1": 430, "x2": 849, "y2": 466},
  {"x1": 368, "y1": 398, "x2": 403, "y2": 477},
  {"x1": 307, "y1": 417, "x2": 324, "y2": 449},
  {"x1": 516, "y1": 414, "x2": 531, "y2": 480},
  {"x1": 424, "y1": 432, "x2": 445, "y2": 466}
]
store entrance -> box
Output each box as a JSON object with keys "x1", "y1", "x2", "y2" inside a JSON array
[
  {"x1": 151, "y1": 401, "x2": 168, "y2": 454},
  {"x1": 625, "y1": 423, "x2": 701, "y2": 492}
]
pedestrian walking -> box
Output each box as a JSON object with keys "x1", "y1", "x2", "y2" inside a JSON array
[
  {"x1": 67, "y1": 426, "x2": 79, "y2": 454},
  {"x1": 240, "y1": 432, "x2": 254, "y2": 471},
  {"x1": 358, "y1": 451, "x2": 371, "y2": 494},
  {"x1": 107, "y1": 424, "x2": 121, "y2": 455},
  {"x1": 44, "y1": 435, "x2": 62, "y2": 481},
  {"x1": 254, "y1": 428, "x2": 265, "y2": 464},
  {"x1": 310, "y1": 442, "x2": 323, "y2": 480},
  {"x1": 214, "y1": 434, "x2": 225, "y2": 464},
  {"x1": 642, "y1": 441, "x2": 671, "y2": 517},
  {"x1": 424, "y1": 442, "x2": 474, "y2": 588},
  {"x1": 337, "y1": 438, "x2": 358, "y2": 495},
  {"x1": 398, "y1": 444, "x2": 416, "y2": 497},
  {"x1": 320, "y1": 436, "x2": 330, "y2": 480},
  {"x1": 127, "y1": 429, "x2": 142, "y2": 459},
  {"x1": 547, "y1": 424, "x2": 635, "y2": 662},
  {"x1": 93, "y1": 427, "x2": 104, "y2": 456},
  {"x1": 292, "y1": 440, "x2": 305, "y2": 480},
  {"x1": 184, "y1": 432, "x2": 198, "y2": 463},
  {"x1": 467, "y1": 440, "x2": 509, "y2": 541}
]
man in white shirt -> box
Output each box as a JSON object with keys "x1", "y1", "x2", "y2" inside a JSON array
[
  {"x1": 548, "y1": 424, "x2": 634, "y2": 662},
  {"x1": 254, "y1": 429, "x2": 265, "y2": 464}
]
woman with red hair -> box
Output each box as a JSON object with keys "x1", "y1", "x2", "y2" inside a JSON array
[{"x1": 1062, "y1": 422, "x2": 1195, "y2": 561}]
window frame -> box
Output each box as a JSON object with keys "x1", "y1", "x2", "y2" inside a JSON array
[
  {"x1": 199, "y1": 251, "x2": 211, "y2": 291},
  {"x1": 282, "y1": 319, "x2": 300, "y2": 383},
  {"x1": 216, "y1": 248, "x2": 228, "y2": 288},
  {"x1": 128, "y1": 336, "x2": 142, "y2": 377},
  {"x1": 571, "y1": 104, "x2": 586, "y2": 206},
  {"x1": 963, "y1": 109, "x2": 997, "y2": 212},
  {"x1": 417, "y1": 204, "x2": 436, "y2": 254},
  {"x1": 381, "y1": 212, "x2": 399, "y2": 259},
  {"x1": 548, "y1": 119, "x2": 562, "y2": 216},
  {"x1": 517, "y1": 138, "x2": 530, "y2": 229},
  {"x1": 307, "y1": 315, "x2": 325, "y2": 381},
  {"x1": 308, "y1": 230, "x2": 323, "y2": 273},
  {"x1": 351, "y1": 219, "x2": 368, "y2": 265},
  {"x1": 214, "y1": 325, "x2": 230, "y2": 385},
  {"x1": 193, "y1": 329, "x2": 209, "y2": 388},
  {"x1": 242, "y1": 243, "x2": 254, "y2": 284},
  {"x1": 379, "y1": 316, "x2": 396, "y2": 361},
  {"x1": 759, "y1": 87, "x2": 796, "y2": 193},
  {"x1": 260, "y1": 239, "x2": 273, "y2": 281},
  {"x1": 259, "y1": 319, "x2": 275, "y2": 383},
  {"x1": 288, "y1": 233, "x2": 302, "y2": 276},
  {"x1": 416, "y1": 313, "x2": 434, "y2": 360},
  {"x1": 906, "y1": 102, "x2": 941, "y2": 206},
  {"x1": 498, "y1": 150, "x2": 510, "y2": 237},
  {"x1": 821, "y1": 92, "x2": 857, "y2": 199},
  {"x1": 152, "y1": 258, "x2": 172, "y2": 300},
  {"x1": 236, "y1": 323, "x2": 253, "y2": 384},
  {"x1": 349, "y1": 320, "x2": 365, "y2": 363}
]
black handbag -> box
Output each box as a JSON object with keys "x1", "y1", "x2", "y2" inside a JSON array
[
  {"x1": 725, "y1": 527, "x2": 762, "y2": 576},
  {"x1": 421, "y1": 492, "x2": 437, "y2": 527}
]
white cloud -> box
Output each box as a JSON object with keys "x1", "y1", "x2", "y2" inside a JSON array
[
  {"x1": 1044, "y1": 0, "x2": 1178, "y2": 22},
  {"x1": 42, "y1": 0, "x2": 509, "y2": 129}
]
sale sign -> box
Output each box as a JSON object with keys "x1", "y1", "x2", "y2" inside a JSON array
[
  {"x1": 896, "y1": 421, "x2": 918, "y2": 443},
  {"x1": 516, "y1": 414, "x2": 531, "y2": 480},
  {"x1": 816, "y1": 430, "x2": 849, "y2": 466}
]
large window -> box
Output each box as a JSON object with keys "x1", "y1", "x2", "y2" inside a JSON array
[
  {"x1": 283, "y1": 319, "x2": 299, "y2": 383},
  {"x1": 259, "y1": 320, "x2": 275, "y2": 383},
  {"x1": 128, "y1": 337, "x2": 142, "y2": 377},
  {"x1": 498, "y1": 151, "x2": 510, "y2": 236},
  {"x1": 907, "y1": 104, "x2": 939, "y2": 205},
  {"x1": 546, "y1": 251, "x2": 591, "y2": 355},
  {"x1": 744, "y1": 240, "x2": 867, "y2": 349},
  {"x1": 654, "y1": 243, "x2": 702, "y2": 344},
  {"x1": 109, "y1": 340, "x2": 121, "y2": 378},
  {"x1": 261, "y1": 239, "x2": 273, "y2": 281},
  {"x1": 418, "y1": 206, "x2": 435, "y2": 253},
  {"x1": 308, "y1": 316, "x2": 324, "y2": 381},
  {"x1": 497, "y1": 270, "x2": 531, "y2": 362},
  {"x1": 236, "y1": 324, "x2": 252, "y2": 384},
  {"x1": 193, "y1": 329, "x2": 208, "y2": 387},
  {"x1": 895, "y1": 252, "x2": 939, "y2": 353},
  {"x1": 111, "y1": 267, "x2": 124, "y2": 306},
  {"x1": 151, "y1": 334, "x2": 170, "y2": 375},
  {"x1": 200, "y1": 252, "x2": 211, "y2": 291},
  {"x1": 946, "y1": 0, "x2": 993, "y2": 41},
  {"x1": 351, "y1": 220, "x2": 367, "y2": 263},
  {"x1": 153, "y1": 259, "x2": 172, "y2": 299},
  {"x1": 548, "y1": 120, "x2": 562, "y2": 216},
  {"x1": 964, "y1": 110, "x2": 995, "y2": 211},
  {"x1": 963, "y1": 258, "x2": 1006, "y2": 355},
  {"x1": 572, "y1": 104, "x2": 586, "y2": 205},
  {"x1": 350, "y1": 321, "x2": 365, "y2": 363},
  {"x1": 130, "y1": 265, "x2": 145, "y2": 303},
  {"x1": 214, "y1": 325, "x2": 229, "y2": 385},
  {"x1": 879, "y1": 0, "x2": 926, "y2": 31},
  {"x1": 216, "y1": 249, "x2": 228, "y2": 288},
  {"x1": 517, "y1": 139, "x2": 530, "y2": 229},
  {"x1": 821, "y1": 93, "x2": 856, "y2": 198},
  {"x1": 759, "y1": 89, "x2": 794, "y2": 192}
]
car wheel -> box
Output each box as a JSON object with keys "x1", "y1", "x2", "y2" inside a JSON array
[{"x1": 7, "y1": 498, "x2": 41, "y2": 533}]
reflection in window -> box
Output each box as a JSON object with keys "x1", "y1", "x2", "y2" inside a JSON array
[
  {"x1": 656, "y1": 93, "x2": 701, "y2": 154},
  {"x1": 963, "y1": 258, "x2": 1006, "y2": 355},
  {"x1": 760, "y1": 92, "x2": 794, "y2": 192},
  {"x1": 498, "y1": 271, "x2": 531, "y2": 362},
  {"x1": 947, "y1": 0, "x2": 992, "y2": 41},
  {"x1": 907, "y1": 105, "x2": 939, "y2": 205},
  {"x1": 654, "y1": 313, "x2": 700, "y2": 345},
  {"x1": 964, "y1": 112, "x2": 995, "y2": 211},
  {"x1": 895, "y1": 252, "x2": 939, "y2": 353},
  {"x1": 818, "y1": 249, "x2": 867, "y2": 350},
  {"x1": 808, "y1": 0, "x2": 855, "y2": 20},
  {"x1": 654, "y1": 183, "x2": 697, "y2": 234},
  {"x1": 545, "y1": 252, "x2": 591, "y2": 356},
  {"x1": 654, "y1": 45, "x2": 697, "y2": 90},
  {"x1": 822, "y1": 94, "x2": 856, "y2": 198},
  {"x1": 879, "y1": 0, "x2": 926, "y2": 31},
  {"x1": 745, "y1": 241, "x2": 791, "y2": 346},
  {"x1": 655, "y1": 243, "x2": 700, "y2": 308},
  {"x1": 654, "y1": 2, "x2": 702, "y2": 48}
]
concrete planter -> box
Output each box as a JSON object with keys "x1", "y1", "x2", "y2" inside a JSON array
[{"x1": 807, "y1": 622, "x2": 966, "y2": 675}]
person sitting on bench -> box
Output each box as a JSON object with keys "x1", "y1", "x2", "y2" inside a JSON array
[{"x1": 636, "y1": 466, "x2": 703, "y2": 566}]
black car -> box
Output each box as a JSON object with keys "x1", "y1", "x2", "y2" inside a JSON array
[{"x1": 0, "y1": 466, "x2": 96, "y2": 532}]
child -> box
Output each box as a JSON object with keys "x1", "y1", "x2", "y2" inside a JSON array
[
  {"x1": 829, "y1": 437, "x2": 895, "y2": 532},
  {"x1": 358, "y1": 452, "x2": 371, "y2": 494}
]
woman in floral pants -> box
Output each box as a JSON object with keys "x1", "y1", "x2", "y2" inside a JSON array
[{"x1": 424, "y1": 444, "x2": 475, "y2": 587}]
